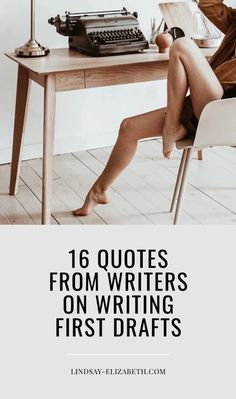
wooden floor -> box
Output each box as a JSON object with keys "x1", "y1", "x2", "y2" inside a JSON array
[{"x1": 0, "y1": 139, "x2": 236, "y2": 225}]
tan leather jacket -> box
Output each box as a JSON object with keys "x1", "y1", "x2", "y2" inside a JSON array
[{"x1": 199, "y1": 0, "x2": 236, "y2": 88}]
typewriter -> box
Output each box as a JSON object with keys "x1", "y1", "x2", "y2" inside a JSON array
[{"x1": 49, "y1": 8, "x2": 149, "y2": 56}]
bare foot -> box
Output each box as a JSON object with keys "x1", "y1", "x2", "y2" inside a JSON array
[
  {"x1": 163, "y1": 123, "x2": 188, "y2": 159},
  {"x1": 73, "y1": 189, "x2": 109, "y2": 216}
]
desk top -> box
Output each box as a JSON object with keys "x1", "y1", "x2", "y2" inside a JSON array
[{"x1": 5, "y1": 46, "x2": 216, "y2": 75}]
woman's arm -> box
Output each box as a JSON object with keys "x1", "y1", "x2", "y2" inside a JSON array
[{"x1": 198, "y1": 0, "x2": 233, "y2": 33}]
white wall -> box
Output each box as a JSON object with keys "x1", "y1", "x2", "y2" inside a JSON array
[
  {"x1": 1, "y1": 0, "x2": 235, "y2": 164},
  {"x1": 0, "y1": 0, "x2": 165, "y2": 164}
]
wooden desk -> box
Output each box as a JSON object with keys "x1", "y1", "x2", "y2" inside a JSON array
[{"x1": 5, "y1": 47, "x2": 214, "y2": 224}]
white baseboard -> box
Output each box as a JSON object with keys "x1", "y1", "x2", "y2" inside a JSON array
[{"x1": 0, "y1": 132, "x2": 118, "y2": 165}]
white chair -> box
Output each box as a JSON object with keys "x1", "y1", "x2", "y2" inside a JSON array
[{"x1": 170, "y1": 98, "x2": 236, "y2": 224}]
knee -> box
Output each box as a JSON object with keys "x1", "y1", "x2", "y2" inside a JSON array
[
  {"x1": 119, "y1": 117, "x2": 133, "y2": 139},
  {"x1": 170, "y1": 37, "x2": 194, "y2": 58}
]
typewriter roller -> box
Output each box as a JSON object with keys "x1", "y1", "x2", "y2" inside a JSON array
[{"x1": 49, "y1": 8, "x2": 149, "y2": 56}]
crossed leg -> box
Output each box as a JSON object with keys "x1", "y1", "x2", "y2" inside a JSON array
[
  {"x1": 74, "y1": 38, "x2": 223, "y2": 216},
  {"x1": 162, "y1": 37, "x2": 223, "y2": 158}
]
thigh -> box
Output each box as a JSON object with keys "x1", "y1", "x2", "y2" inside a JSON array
[
  {"x1": 179, "y1": 39, "x2": 224, "y2": 118},
  {"x1": 125, "y1": 107, "x2": 166, "y2": 141}
]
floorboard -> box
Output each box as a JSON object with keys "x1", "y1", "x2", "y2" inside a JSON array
[{"x1": 0, "y1": 140, "x2": 235, "y2": 224}]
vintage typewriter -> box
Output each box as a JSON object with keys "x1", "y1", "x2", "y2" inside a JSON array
[{"x1": 49, "y1": 8, "x2": 149, "y2": 56}]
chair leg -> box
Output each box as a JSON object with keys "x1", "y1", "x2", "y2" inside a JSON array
[
  {"x1": 197, "y1": 150, "x2": 203, "y2": 160},
  {"x1": 170, "y1": 148, "x2": 188, "y2": 213},
  {"x1": 173, "y1": 148, "x2": 193, "y2": 225}
]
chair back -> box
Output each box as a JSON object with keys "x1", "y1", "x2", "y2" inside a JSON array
[{"x1": 193, "y1": 98, "x2": 236, "y2": 149}]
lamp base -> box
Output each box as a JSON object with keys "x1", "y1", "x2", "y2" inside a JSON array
[{"x1": 15, "y1": 39, "x2": 50, "y2": 57}]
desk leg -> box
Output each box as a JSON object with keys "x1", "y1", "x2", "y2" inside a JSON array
[
  {"x1": 42, "y1": 74, "x2": 56, "y2": 225},
  {"x1": 10, "y1": 65, "x2": 31, "y2": 195}
]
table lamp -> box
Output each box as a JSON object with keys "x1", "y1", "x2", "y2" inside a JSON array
[{"x1": 15, "y1": 0, "x2": 49, "y2": 57}]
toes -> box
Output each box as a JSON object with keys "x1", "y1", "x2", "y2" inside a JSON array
[
  {"x1": 73, "y1": 209, "x2": 81, "y2": 216},
  {"x1": 163, "y1": 150, "x2": 172, "y2": 159},
  {"x1": 164, "y1": 152, "x2": 170, "y2": 159},
  {"x1": 163, "y1": 142, "x2": 174, "y2": 159},
  {"x1": 73, "y1": 190, "x2": 109, "y2": 217},
  {"x1": 73, "y1": 208, "x2": 88, "y2": 217}
]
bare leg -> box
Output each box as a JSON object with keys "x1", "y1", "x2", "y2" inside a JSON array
[
  {"x1": 74, "y1": 107, "x2": 166, "y2": 216},
  {"x1": 163, "y1": 38, "x2": 223, "y2": 158},
  {"x1": 74, "y1": 38, "x2": 224, "y2": 215}
]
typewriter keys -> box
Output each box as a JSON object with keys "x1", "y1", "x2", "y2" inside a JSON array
[{"x1": 89, "y1": 29, "x2": 144, "y2": 45}]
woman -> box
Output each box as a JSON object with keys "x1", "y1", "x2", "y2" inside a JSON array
[{"x1": 74, "y1": 0, "x2": 236, "y2": 217}]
